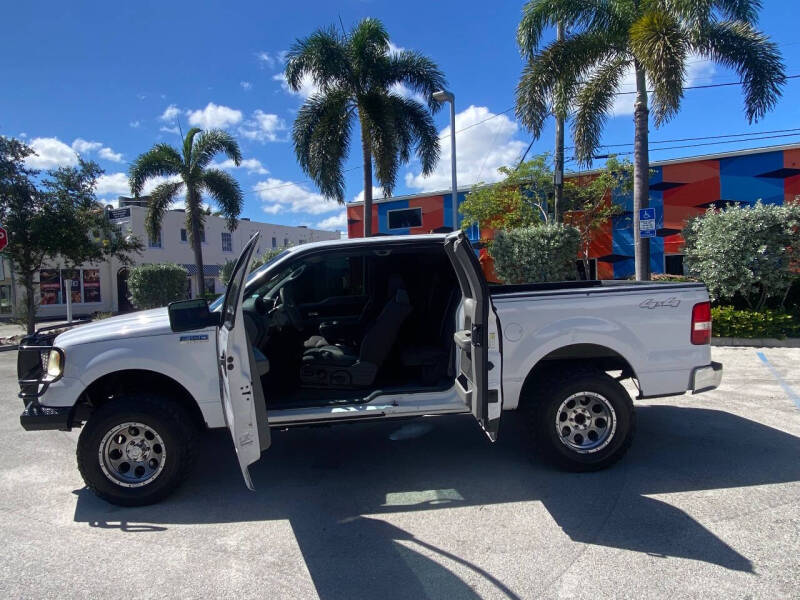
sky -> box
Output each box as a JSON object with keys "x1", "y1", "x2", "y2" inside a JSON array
[{"x1": 2, "y1": 1, "x2": 799, "y2": 234}]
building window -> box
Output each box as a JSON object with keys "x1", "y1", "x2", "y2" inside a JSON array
[
  {"x1": 299, "y1": 239, "x2": 306, "y2": 245},
  {"x1": 186, "y1": 277, "x2": 193, "y2": 299},
  {"x1": 387, "y1": 207, "x2": 422, "y2": 230},
  {"x1": 180, "y1": 228, "x2": 187, "y2": 243},
  {"x1": 271, "y1": 237, "x2": 277, "y2": 248},
  {"x1": 221, "y1": 232, "x2": 232, "y2": 252},
  {"x1": 283, "y1": 238, "x2": 289, "y2": 247},
  {"x1": 39, "y1": 268, "x2": 101, "y2": 305},
  {"x1": 0, "y1": 284, "x2": 11, "y2": 314},
  {"x1": 148, "y1": 228, "x2": 162, "y2": 248},
  {"x1": 204, "y1": 278, "x2": 216, "y2": 296},
  {"x1": 665, "y1": 254, "x2": 685, "y2": 276}
]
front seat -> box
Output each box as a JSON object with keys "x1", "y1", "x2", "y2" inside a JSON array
[
  {"x1": 300, "y1": 276, "x2": 412, "y2": 388},
  {"x1": 243, "y1": 311, "x2": 270, "y2": 377}
]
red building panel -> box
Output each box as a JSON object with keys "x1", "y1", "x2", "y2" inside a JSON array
[{"x1": 410, "y1": 195, "x2": 444, "y2": 234}]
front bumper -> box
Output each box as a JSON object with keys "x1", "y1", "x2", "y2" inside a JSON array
[
  {"x1": 691, "y1": 361, "x2": 723, "y2": 394},
  {"x1": 20, "y1": 401, "x2": 72, "y2": 431}
]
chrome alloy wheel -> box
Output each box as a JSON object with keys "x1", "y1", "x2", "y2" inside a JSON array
[
  {"x1": 555, "y1": 392, "x2": 617, "y2": 454},
  {"x1": 99, "y1": 422, "x2": 166, "y2": 488}
]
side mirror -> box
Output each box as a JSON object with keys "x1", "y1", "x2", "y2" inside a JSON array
[{"x1": 168, "y1": 299, "x2": 221, "y2": 332}]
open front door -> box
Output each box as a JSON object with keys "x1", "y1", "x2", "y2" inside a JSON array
[
  {"x1": 444, "y1": 231, "x2": 503, "y2": 441},
  {"x1": 218, "y1": 232, "x2": 270, "y2": 490}
]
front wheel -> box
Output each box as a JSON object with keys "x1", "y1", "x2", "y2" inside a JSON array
[
  {"x1": 525, "y1": 367, "x2": 636, "y2": 471},
  {"x1": 77, "y1": 395, "x2": 196, "y2": 506}
]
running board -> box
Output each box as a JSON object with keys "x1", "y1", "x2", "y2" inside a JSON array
[{"x1": 268, "y1": 402, "x2": 467, "y2": 427}]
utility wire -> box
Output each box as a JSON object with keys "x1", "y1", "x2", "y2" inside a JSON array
[{"x1": 566, "y1": 126, "x2": 800, "y2": 151}]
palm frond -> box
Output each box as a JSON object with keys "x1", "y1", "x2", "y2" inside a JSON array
[
  {"x1": 192, "y1": 129, "x2": 242, "y2": 171},
  {"x1": 693, "y1": 20, "x2": 785, "y2": 122},
  {"x1": 128, "y1": 144, "x2": 183, "y2": 196},
  {"x1": 389, "y1": 94, "x2": 440, "y2": 176},
  {"x1": 384, "y1": 51, "x2": 447, "y2": 112},
  {"x1": 292, "y1": 89, "x2": 354, "y2": 203},
  {"x1": 666, "y1": 0, "x2": 761, "y2": 27},
  {"x1": 201, "y1": 169, "x2": 243, "y2": 232},
  {"x1": 146, "y1": 180, "x2": 183, "y2": 239},
  {"x1": 359, "y1": 92, "x2": 400, "y2": 198},
  {"x1": 630, "y1": 10, "x2": 688, "y2": 126},
  {"x1": 182, "y1": 128, "x2": 202, "y2": 166},
  {"x1": 516, "y1": 32, "x2": 614, "y2": 139},
  {"x1": 572, "y1": 55, "x2": 631, "y2": 165},
  {"x1": 285, "y1": 27, "x2": 351, "y2": 93}
]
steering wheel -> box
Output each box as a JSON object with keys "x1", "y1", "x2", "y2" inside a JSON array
[{"x1": 278, "y1": 284, "x2": 304, "y2": 330}]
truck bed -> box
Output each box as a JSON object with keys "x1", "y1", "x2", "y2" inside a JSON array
[{"x1": 490, "y1": 279, "x2": 706, "y2": 299}]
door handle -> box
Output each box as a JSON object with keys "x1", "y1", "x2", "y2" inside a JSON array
[{"x1": 308, "y1": 311, "x2": 319, "y2": 317}]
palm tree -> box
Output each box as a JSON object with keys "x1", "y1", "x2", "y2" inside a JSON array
[
  {"x1": 129, "y1": 128, "x2": 243, "y2": 296},
  {"x1": 286, "y1": 18, "x2": 446, "y2": 236},
  {"x1": 515, "y1": 0, "x2": 785, "y2": 280}
]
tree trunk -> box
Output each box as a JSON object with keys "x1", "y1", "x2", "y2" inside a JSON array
[
  {"x1": 188, "y1": 189, "x2": 206, "y2": 297},
  {"x1": 360, "y1": 114, "x2": 374, "y2": 237},
  {"x1": 23, "y1": 271, "x2": 36, "y2": 335},
  {"x1": 633, "y1": 62, "x2": 651, "y2": 281},
  {"x1": 553, "y1": 20, "x2": 565, "y2": 224}
]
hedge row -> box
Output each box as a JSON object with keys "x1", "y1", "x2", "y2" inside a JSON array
[{"x1": 711, "y1": 306, "x2": 800, "y2": 339}]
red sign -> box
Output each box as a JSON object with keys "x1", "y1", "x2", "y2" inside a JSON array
[{"x1": 0, "y1": 226, "x2": 7, "y2": 252}]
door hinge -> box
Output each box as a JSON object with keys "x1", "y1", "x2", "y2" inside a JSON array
[{"x1": 471, "y1": 324, "x2": 483, "y2": 346}]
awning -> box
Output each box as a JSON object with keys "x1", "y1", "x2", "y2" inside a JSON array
[{"x1": 181, "y1": 264, "x2": 221, "y2": 277}]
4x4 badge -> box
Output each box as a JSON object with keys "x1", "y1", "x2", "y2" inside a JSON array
[{"x1": 639, "y1": 297, "x2": 680, "y2": 309}]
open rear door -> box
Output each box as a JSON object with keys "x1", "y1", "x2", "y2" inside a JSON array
[
  {"x1": 217, "y1": 232, "x2": 270, "y2": 490},
  {"x1": 444, "y1": 231, "x2": 503, "y2": 441}
]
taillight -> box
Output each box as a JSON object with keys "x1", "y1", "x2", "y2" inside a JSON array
[{"x1": 691, "y1": 302, "x2": 712, "y2": 345}]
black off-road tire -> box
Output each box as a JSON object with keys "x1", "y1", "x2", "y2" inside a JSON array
[
  {"x1": 524, "y1": 366, "x2": 636, "y2": 472},
  {"x1": 77, "y1": 394, "x2": 197, "y2": 506}
]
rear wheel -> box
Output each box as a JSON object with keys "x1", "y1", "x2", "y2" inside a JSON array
[
  {"x1": 77, "y1": 394, "x2": 196, "y2": 506},
  {"x1": 524, "y1": 367, "x2": 635, "y2": 471}
]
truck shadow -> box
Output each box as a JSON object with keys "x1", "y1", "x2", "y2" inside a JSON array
[{"x1": 74, "y1": 405, "x2": 800, "y2": 598}]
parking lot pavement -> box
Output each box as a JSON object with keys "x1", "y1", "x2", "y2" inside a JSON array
[{"x1": 2, "y1": 346, "x2": 799, "y2": 599}]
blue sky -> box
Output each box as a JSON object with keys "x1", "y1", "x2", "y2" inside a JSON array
[{"x1": 2, "y1": 1, "x2": 799, "y2": 234}]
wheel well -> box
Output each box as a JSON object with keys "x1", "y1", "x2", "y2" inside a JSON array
[
  {"x1": 519, "y1": 344, "x2": 637, "y2": 407},
  {"x1": 77, "y1": 370, "x2": 207, "y2": 430}
]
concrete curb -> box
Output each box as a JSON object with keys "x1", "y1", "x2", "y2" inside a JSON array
[{"x1": 712, "y1": 336, "x2": 800, "y2": 348}]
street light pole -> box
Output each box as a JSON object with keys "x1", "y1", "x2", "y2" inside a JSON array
[{"x1": 433, "y1": 90, "x2": 458, "y2": 231}]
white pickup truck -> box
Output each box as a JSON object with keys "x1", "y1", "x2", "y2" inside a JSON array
[{"x1": 18, "y1": 232, "x2": 722, "y2": 506}]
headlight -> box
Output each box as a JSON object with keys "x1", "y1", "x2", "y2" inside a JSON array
[{"x1": 45, "y1": 349, "x2": 63, "y2": 381}]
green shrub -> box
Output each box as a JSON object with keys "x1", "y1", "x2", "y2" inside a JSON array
[
  {"x1": 491, "y1": 223, "x2": 580, "y2": 283},
  {"x1": 128, "y1": 263, "x2": 188, "y2": 309},
  {"x1": 683, "y1": 202, "x2": 800, "y2": 310},
  {"x1": 711, "y1": 305, "x2": 800, "y2": 339}
]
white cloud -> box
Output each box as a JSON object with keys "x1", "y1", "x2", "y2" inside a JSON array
[
  {"x1": 159, "y1": 104, "x2": 181, "y2": 122},
  {"x1": 213, "y1": 158, "x2": 269, "y2": 175},
  {"x1": 25, "y1": 137, "x2": 78, "y2": 169},
  {"x1": 160, "y1": 125, "x2": 180, "y2": 135},
  {"x1": 95, "y1": 172, "x2": 130, "y2": 196},
  {"x1": 240, "y1": 81, "x2": 252, "y2": 91},
  {"x1": 391, "y1": 82, "x2": 426, "y2": 105},
  {"x1": 239, "y1": 109, "x2": 286, "y2": 142},
  {"x1": 72, "y1": 138, "x2": 102, "y2": 153},
  {"x1": 405, "y1": 105, "x2": 526, "y2": 191},
  {"x1": 98, "y1": 147, "x2": 124, "y2": 162},
  {"x1": 274, "y1": 72, "x2": 319, "y2": 98},
  {"x1": 256, "y1": 51, "x2": 275, "y2": 68},
  {"x1": 610, "y1": 53, "x2": 716, "y2": 117},
  {"x1": 18, "y1": 132, "x2": 27, "y2": 139},
  {"x1": 254, "y1": 178, "x2": 341, "y2": 215},
  {"x1": 352, "y1": 187, "x2": 385, "y2": 203},
  {"x1": 129, "y1": 120, "x2": 141, "y2": 128},
  {"x1": 316, "y1": 212, "x2": 347, "y2": 230},
  {"x1": 186, "y1": 102, "x2": 243, "y2": 129}
]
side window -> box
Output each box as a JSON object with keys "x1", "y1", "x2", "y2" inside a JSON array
[{"x1": 292, "y1": 255, "x2": 365, "y2": 304}]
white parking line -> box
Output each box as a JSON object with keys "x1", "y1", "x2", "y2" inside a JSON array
[{"x1": 757, "y1": 351, "x2": 800, "y2": 410}]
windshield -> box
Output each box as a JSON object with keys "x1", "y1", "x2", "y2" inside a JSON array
[{"x1": 209, "y1": 249, "x2": 291, "y2": 311}]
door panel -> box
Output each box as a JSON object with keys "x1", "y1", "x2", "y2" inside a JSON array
[
  {"x1": 444, "y1": 231, "x2": 503, "y2": 441},
  {"x1": 218, "y1": 232, "x2": 270, "y2": 490}
]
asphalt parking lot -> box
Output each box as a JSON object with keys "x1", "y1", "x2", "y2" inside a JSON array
[{"x1": 1, "y1": 346, "x2": 799, "y2": 599}]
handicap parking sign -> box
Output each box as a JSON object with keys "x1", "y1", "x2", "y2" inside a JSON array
[{"x1": 639, "y1": 208, "x2": 656, "y2": 238}]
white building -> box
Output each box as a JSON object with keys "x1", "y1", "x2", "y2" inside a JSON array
[{"x1": 27, "y1": 199, "x2": 340, "y2": 319}]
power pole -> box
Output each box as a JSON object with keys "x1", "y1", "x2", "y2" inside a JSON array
[{"x1": 552, "y1": 21, "x2": 565, "y2": 224}]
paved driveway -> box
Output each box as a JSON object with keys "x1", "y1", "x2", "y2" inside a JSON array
[{"x1": 1, "y1": 347, "x2": 799, "y2": 599}]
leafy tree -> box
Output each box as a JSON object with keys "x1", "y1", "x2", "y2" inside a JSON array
[
  {"x1": 491, "y1": 223, "x2": 580, "y2": 283},
  {"x1": 129, "y1": 128, "x2": 244, "y2": 296},
  {"x1": 0, "y1": 137, "x2": 141, "y2": 333},
  {"x1": 562, "y1": 156, "x2": 633, "y2": 278},
  {"x1": 127, "y1": 263, "x2": 188, "y2": 309},
  {"x1": 516, "y1": 0, "x2": 785, "y2": 281},
  {"x1": 683, "y1": 202, "x2": 800, "y2": 311},
  {"x1": 285, "y1": 17, "x2": 445, "y2": 236},
  {"x1": 460, "y1": 155, "x2": 553, "y2": 233},
  {"x1": 220, "y1": 246, "x2": 289, "y2": 286}
]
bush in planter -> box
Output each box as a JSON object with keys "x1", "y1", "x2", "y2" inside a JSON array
[
  {"x1": 491, "y1": 223, "x2": 580, "y2": 283},
  {"x1": 711, "y1": 305, "x2": 800, "y2": 339},
  {"x1": 683, "y1": 202, "x2": 800, "y2": 310},
  {"x1": 128, "y1": 263, "x2": 188, "y2": 309}
]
